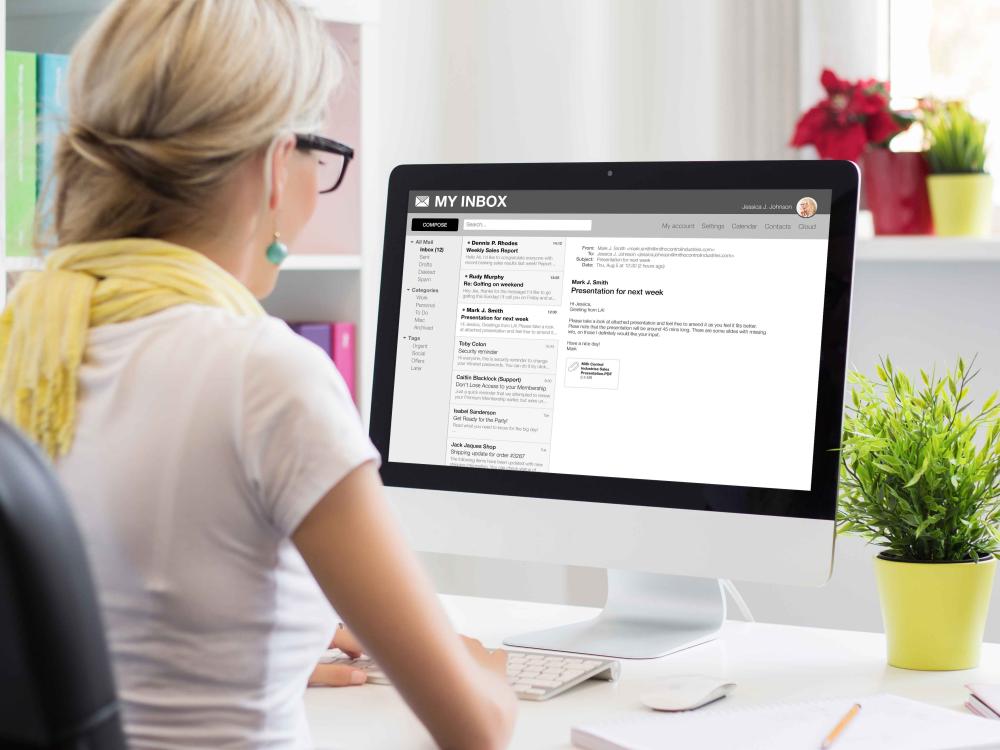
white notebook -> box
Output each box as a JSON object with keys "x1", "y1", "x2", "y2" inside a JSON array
[{"x1": 571, "y1": 694, "x2": 1000, "y2": 750}]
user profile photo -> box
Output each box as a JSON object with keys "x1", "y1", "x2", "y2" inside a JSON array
[{"x1": 796, "y1": 196, "x2": 818, "y2": 219}]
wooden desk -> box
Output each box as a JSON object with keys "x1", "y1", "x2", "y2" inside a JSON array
[{"x1": 306, "y1": 595, "x2": 997, "y2": 748}]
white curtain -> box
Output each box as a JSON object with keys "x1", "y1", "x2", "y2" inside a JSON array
[{"x1": 387, "y1": 0, "x2": 809, "y2": 165}]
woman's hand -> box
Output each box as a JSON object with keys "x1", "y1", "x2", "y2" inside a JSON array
[
  {"x1": 461, "y1": 636, "x2": 508, "y2": 678},
  {"x1": 308, "y1": 624, "x2": 367, "y2": 687},
  {"x1": 330, "y1": 623, "x2": 364, "y2": 657},
  {"x1": 308, "y1": 629, "x2": 507, "y2": 688}
]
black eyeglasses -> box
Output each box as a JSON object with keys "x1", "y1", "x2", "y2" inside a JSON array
[{"x1": 295, "y1": 133, "x2": 355, "y2": 194}]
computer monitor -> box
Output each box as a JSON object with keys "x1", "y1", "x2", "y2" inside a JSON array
[{"x1": 370, "y1": 161, "x2": 858, "y2": 658}]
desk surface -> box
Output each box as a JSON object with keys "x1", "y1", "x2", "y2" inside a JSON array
[{"x1": 306, "y1": 595, "x2": 1000, "y2": 749}]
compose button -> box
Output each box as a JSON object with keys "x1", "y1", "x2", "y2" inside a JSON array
[{"x1": 411, "y1": 218, "x2": 459, "y2": 232}]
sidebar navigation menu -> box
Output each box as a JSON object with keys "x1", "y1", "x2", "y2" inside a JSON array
[{"x1": 390, "y1": 223, "x2": 462, "y2": 464}]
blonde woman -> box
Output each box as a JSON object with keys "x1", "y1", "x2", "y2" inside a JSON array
[
  {"x1": 0, "y1": 1, "x2": 516, "y2": 748},
  {"x1": 796, "y1": 196, "x2": 818, "y2": 219}
]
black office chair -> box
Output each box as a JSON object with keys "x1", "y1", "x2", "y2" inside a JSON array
[{"x1": 0, "y1": 419, "x2": 127, "y2": 749}]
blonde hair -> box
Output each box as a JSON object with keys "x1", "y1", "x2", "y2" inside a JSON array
[{"x1": 47, "y1": 0, "x2": 341, "y2": 247}]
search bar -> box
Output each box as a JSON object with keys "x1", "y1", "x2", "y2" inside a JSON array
[{"x1": 462, "y1": 219, "x2": 592, "y2": 232}]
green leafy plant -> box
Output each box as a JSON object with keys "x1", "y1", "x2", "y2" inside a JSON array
[
  {"x1": 838, "y1": 357, "x2": 1000, "y2": 561},
  {"x1": 924, "y1": 101, "x2": 989, "y2": 174}
]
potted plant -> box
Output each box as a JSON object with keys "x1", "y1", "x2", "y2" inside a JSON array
[
  {"x1": 839, "y1": 357, "x2": 1000, "y2": 670},
  {"x1": 791, "y1": 69, "x2": 932, "y2": 235},
  {"x1": 924, "y1": 101, "x2": 992, "y2": 236}
]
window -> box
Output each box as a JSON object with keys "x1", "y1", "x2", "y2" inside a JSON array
[{"x1": 889, "y1": 0, "x2": 1000, "y2": 195}]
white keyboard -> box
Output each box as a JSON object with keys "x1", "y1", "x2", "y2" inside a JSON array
[{"x1": 320, "y1": 648, "x2": 620, "y2": 701}]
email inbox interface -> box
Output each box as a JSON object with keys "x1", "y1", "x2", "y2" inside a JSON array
[{"x1": 390, "y1": 189, "x2": 832, "y2": 492}]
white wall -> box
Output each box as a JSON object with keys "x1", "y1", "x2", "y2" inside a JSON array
[{"x1": 377, "y1": 0, "x2": 1000, "y2": 638}]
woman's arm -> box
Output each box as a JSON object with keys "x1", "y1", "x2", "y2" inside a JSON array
[{"x1": 292, "y1": 462, "x2": 517, "y2": 750}]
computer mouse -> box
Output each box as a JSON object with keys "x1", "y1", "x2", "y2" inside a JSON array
[{"x1": 639, "y1": 674, "x2": 736, "y2": 712}]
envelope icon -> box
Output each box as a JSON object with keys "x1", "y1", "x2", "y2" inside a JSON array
[{"x1": 415, "y1": 195, "x2": 430, "y2": 208}]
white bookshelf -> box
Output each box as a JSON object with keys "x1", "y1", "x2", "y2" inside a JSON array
[
  {"x1": 2, "y1": 0, "x2": 382, "y2": 416},
  {"x1": 282, "y1": 254, "x2": 363, "y2": 271}
]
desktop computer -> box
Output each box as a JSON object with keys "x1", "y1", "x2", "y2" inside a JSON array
[{"x1": 370, "y1": 161, "x2": 859, "y2": 659}]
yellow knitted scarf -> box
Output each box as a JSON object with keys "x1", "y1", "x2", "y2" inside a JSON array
[{"x1": 0, "y1": 238, "x2": 264, "y2": 458}]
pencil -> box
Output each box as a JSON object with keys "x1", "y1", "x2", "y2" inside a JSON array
[{"x1": 820, "y1": 703, "x2": 861, "y2": 749}]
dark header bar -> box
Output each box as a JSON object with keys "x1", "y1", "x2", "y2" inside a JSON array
[{"x1": 408, "y1": 189, "x2": 832, "y2": 215}]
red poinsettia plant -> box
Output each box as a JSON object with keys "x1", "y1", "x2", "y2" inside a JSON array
[{"x1": 791, "y1": 69, "x2": 915, "y2": 162}]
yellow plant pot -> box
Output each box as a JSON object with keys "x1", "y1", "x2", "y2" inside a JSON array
[
  {"x1": 926, "y1": 173, "x2": 993, "y2": 236},
  {"x1": 874, "y1": 554, "x2": 996, "y2": 670}
]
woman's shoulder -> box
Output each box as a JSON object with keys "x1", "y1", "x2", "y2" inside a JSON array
[
  {"x1": 166, "y1": 305, "x2": 355, "y2": 434},
  {"x1": 235, "y1": 313, "x2": 348, "y2": 403},
  {"x1": 242, "y1": 313, "x2": 337, "y2": 377},
  {"x1": 148, "y1": 304, "x2": 319, "y2": 356},
  {"x1": 109, "y1": 304, "x2": 334, "y2": 381}
]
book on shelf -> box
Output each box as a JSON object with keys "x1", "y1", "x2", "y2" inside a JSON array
[
  {"x1": 37, "y1": 53, "x2": 70, "y2": 236},
  {"x1": 290, "y1": 321, "x2": 357, "y2": 403},
  {"x1": 5, "y1": 51, "x2": 37, "y2": 258},
  {"x1": 331, "y1": 322, "x2": 356, "y2": 401},
  {"x1": 292, "y1": 323, "x2": 332, "y2": 356}
]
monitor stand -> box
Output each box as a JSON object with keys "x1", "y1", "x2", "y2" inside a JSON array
[{"x1": 502, "y1": 570, "x2": 726, "y2": 659}]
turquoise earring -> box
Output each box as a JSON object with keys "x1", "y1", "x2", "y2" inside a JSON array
[{"x1": 266, "y1": 231, "x2": 288, "y2": 266}]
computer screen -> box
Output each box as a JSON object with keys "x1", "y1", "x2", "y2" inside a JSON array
[{"x1": 387, "y1": 188, "x2": 831, "y2": 493}]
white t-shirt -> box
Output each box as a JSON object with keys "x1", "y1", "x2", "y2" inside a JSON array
[{"x1": 56, "y1": 304, "x2": 379, "y2": 749}]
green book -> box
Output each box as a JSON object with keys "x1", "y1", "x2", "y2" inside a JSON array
[{"x1": 6, "y1": 51, "x2": 37, "y2": 258}]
